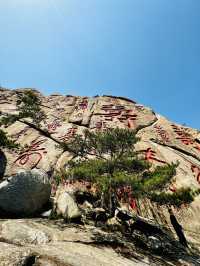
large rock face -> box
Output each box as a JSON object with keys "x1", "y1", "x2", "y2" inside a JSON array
[
  {"x1": 1, "y1": 88, "x2": 200, "y2": 246},
  {"x1": 0, "y1": 169, "x2": 51, "y2": 216},
  {"x1": 0, "y1": 219, "x2": 198, "y2": 266}
]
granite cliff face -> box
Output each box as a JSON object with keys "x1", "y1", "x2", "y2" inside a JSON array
[{"x1": 1, "y1": 88, "x2": 200, "y2": 264}]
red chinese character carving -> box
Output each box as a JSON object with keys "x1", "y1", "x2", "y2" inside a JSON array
[
  {"x1": 58, "y1": 127, "x2": 78, "y2": 142},
  {"x1": 116, "y1": 186, "x2": 137, "y2": 210},
  {"x1": 99, "y1": 104, "x2": 137, "y2": 127},
  {"x1": 169, "y1": 184, "x2": 177, "y2": 192},
  {"x1": 118, "y1": 110, "x2": 137, "y2": 121},
  {"x1": 129, "y1": 198, "x2": 137, "y2": 210},
  {"x1": 95, "y1": 121, "x2": 107, "y2": 131},
  {"x1": 79, "y1": 98, "x2": 88, "y2": 110},
  {"x1": 171, "y1": 124, "x2": 194, "y2": 145},
  {"x1": 102, "y1": 104, "x2": 114, "y2": 110},
  {"x1": 115, "y1": 105, "x2": 126, "y2": 110},
  {"x1": 135, "y1": 105, "x2": 144, "y2": 111},
  {"x1": 118, "y1": 110, "x2": 137, "y2": 128},
  {"x1": 97, "y1": 105, "x2": 121, "y2": 121},
  {"x1": 47, "y1": 119, "x2": 62, "y2": 133},
  {"x1": 144, "y1": 148, "x2": 167, "y2": 164},
  {"x1": 102, "y1": 111, "x2": 122, "y2": 121},
  {"x1": 11, "y1": 126, "x2": 30, "y2": 139},
  {"x1": 176, "y1": 137, "x2": 194, "y2": 145},
  {"x1": 14, "y1": 138, "x2": 47, "y2": 168},
  {"x1": 194, "y1": 143, "x2": 200, "y2": 152},
  {"x1": 191, "y1": 164, "x2": 200, "y2": 184},
  {"x1": 171, "y1": 125, "x2": 200, "y2": 152},
  {"x1": 116, "y1": 187, "x2": 123, "y2": 200},
  {"x1": 154, "y1": 125, "x2": 170, "y2": 143}
]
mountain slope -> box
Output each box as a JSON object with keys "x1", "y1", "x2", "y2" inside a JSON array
[{"x1": 1, "y1": 87, "x2": 200, "y2": 250}]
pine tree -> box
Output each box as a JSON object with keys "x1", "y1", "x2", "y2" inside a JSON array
[
  {"x1": 59, "y1": 128, "x2": 196, "y2": 209},
  {"x1": 1, "y1": 90, "x2": 46, "y2": 127},
  {"x1": 0, "y1": 129, "x2": 18, "y2": 150},
  {"x1": 0, "y1": 90, "x2": 46, "y2": 150}
]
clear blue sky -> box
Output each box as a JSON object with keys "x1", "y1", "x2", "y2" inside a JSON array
[{"x1": 0, "y1": 1, "x2": 200, "y2": 129}]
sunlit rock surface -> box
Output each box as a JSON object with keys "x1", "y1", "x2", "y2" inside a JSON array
[
  {"x1": 0, "y1": 218, "x2": 198, "y2": 266},
  {"x1": 1, "y1": 88, "x2": 200, "y2": 264}
]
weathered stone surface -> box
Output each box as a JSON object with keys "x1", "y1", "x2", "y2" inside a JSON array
[
  {"x1": 0, "y1": 169, "x2": 51, "y2": 216},
  {"x1": 1, "y1": 88, "x2": 200, "y2": 253},
  {"x1": 0, "y1": 242, "x2": 33, "y2": 266},
  {"x1": 89, "y1": 96, "x2": 156, "y2": 131},
  {"x1": 137, "y1": 115, "x2": 200, "y2": 162},
  {"x1": 2, "y1": 121, "x2": 62, "y2": 176},
  {"x1": 1, "y1": 220, "x2": 50, "y2": 245},
  {"x1": 0, "y1": 218, "x2": 198, "y2": 266},
  {"x1": 55, "y1": 188, "x2": 81, "y2": 220}
]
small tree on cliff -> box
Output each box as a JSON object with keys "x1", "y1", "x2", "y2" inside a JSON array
[
  {"x1": 0, "y1": 90, "x2": 46, "y2": 127},
  {"x1": 0, "y1": 129, "x2": 18, "y2": 150},
  {"x1": 60, "y1": 128, "x2": 195, "y2": 212},
  {"x1": 0, "y1": 90, "x2": 46, "y2": 151}
]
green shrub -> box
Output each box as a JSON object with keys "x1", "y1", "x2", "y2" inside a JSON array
[
  {"x1": 150, "y1": 188, "x2": 196, "y2": 207},
  {"x1": 0, "y1": 129, "x2": 19, "y2": 150}
]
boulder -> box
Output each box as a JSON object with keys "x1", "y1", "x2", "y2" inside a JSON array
[
  {"x1": 0, "y1": 169, "x2": 51, "y2": 216},
  {"x1": 55, "y1": 189, "x2": 81, "y2": 221}
]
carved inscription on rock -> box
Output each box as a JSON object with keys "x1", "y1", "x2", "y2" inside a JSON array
[
  {"x1": 47, "y1": 119, "x2": 62, "y2": 133},
  {"x1": 172, "y1": 124, "x2": 194, "y2": 145},
  {"x1": 154, "y1": 125, "x2": 170, "y2": 143},
  {"x1": 58, "y1": 127, "x2": 78, "y2": 142},
  {"x1": 14, "y1": 137, "x2": 48, "y2": 168},
  {"x1": 10, "y1": 126, "x2": 30, "y2": 140},
  {"x1": 143, "y1": 148, "x2": 167, "y2": 164},
  {"x1": 191, "y1": 164, "x2": 200, "y2": 184},
  {"x1": 94, "y1": 104, "x2": 137, "y2": 130},
  {"x1": 172, "y1": 124, "x2": 200, "y2": 154}
]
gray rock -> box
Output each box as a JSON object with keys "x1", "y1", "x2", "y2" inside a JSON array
[{"x1": 0, "y1": 169, "x2": 51, "y2": 216}]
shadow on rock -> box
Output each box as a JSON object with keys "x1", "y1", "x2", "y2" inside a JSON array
[
  {"x1": 0, "y1": 150, "x2": 7, "y2": 179},
  {"x1": 91, "y1": 217, "x2": 200, "y2": 266}
]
